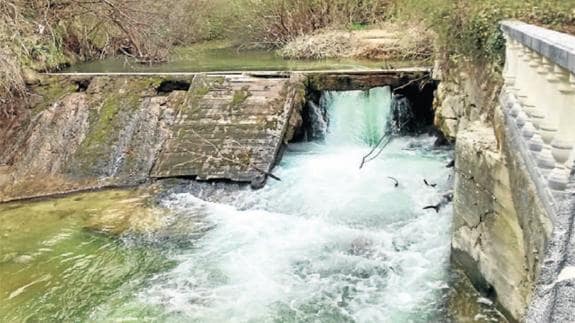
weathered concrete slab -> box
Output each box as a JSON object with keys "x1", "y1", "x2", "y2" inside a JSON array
[
  {"x1": 305, "y1": 69, "x2": 430, "y2": 91},
  {"x1": 0, "y1": 76, "x2": 178, "y2": 201},
  {"x1": 151, "y1": 74, "x2": 301, "y2": 182}
]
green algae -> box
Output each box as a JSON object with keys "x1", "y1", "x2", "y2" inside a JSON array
[
  {"x1": 69, "y1": 77, "x2": 161, "y2": 177},
  {"x1": 0, "y1": 189, "x2": 175, "y2": 322},
  {"x1": 31, "y1": 78, "x2": 78, "y2": 114},
  {"x1": 230, "y1": 86, "x2": 251, "y2": 111}
]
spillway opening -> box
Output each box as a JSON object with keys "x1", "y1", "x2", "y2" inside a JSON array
[
  {"x1": 74, "y1": 78, "x2": 91, "y2": 92},
  {"x1": 156, "y1": 79, "x2": 191, "y2": 95},
  {"x1": 290, "y1": 73, "x2": 440, "y2": 144}
]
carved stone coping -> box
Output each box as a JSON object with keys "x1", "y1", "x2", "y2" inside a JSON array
[{"x1": 501, "y1": 20, "x2": 575, "y2": 73}]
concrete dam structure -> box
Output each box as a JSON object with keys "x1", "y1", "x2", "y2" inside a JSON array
[{"x1": 0, "y1": 69, "x2": 430, "y2": 201}]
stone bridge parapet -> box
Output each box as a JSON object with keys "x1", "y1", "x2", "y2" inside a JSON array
[{"x1": 500, "y1": 20, "x2": 575, "y2": 322}]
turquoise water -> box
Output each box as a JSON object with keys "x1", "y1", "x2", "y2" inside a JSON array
[
  {"x1": 323, "y1": 87, "x2": 392, "y2": 146},
  {"x1": 86, "y1": 87, "x2": 455, "y2": 321}
]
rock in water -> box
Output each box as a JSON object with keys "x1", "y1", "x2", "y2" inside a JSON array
[{"x1": 250, "y1": 175, "x2": 267, "y2": 190}]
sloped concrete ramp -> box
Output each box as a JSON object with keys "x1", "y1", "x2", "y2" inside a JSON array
[{"x1": 151, "y1": 74, "x2": 300, "y2": 182}]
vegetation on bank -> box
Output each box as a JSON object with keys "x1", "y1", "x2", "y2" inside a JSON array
[
  {"x1": 1, "y1": 0, "x2": 574, "y2": 121},
  {"x1": 395, "y1": 0, "x2": 575, "y2": 68},
  {"x1": 0, "y1": 0, "x2": 219, "y2": 121}
]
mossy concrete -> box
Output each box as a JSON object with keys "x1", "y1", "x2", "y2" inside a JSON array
[
  {"x1": 151, "y1": 74, "x2": 300, "y2": 183},
  {"x1": 0, "y1": 73, "x2": 305, "y2": 200},
  {"x1": 0, "y1": 76, "x2": 178, "y2": 201},
  {"x1": 1, "y1": 69, "x2": 428, "y2": 200}
]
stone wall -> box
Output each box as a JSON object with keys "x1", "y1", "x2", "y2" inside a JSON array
[
  {"x1": 434, "y1": 63, "x2": 552, "y2": 321},
  {"x1": 0, "y1": 76, "x2": 177, "y2": 201}
]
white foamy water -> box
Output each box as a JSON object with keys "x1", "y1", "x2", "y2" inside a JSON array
[{"x1": 90, "y1": 87, "x2": 454, "y2": 322}]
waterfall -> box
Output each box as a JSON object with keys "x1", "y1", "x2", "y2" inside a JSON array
[
  {"x1": 390, "y1": 94, "x2": 414, "y2": 135},
  {"x1": 307, "y1": 100, "x2": 328, "y2": 140},
  {"x1": 320, "y1": 86, "x2": 392, "y2": 147},
  {"x1": 88, "y1": 86, "x2": 457, "y2": 322}
]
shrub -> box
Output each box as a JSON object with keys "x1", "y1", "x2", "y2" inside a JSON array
[
  {"x1": 394, "y1": 0, "x2": 575, "y2": 67},
  {"x1": 224, "y1": 0, "x2": 393, "y2": 48}
]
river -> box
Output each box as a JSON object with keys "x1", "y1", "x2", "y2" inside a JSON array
[
  {"x1": 0, "y1": 87, "x2": 504, "y2": 322},
  {"x1": 62, "y1": 41, "x2": 417, "y2": 73}
]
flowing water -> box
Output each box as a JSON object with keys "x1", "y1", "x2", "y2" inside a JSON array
[
  {"x1": 0, "y1": 87, "x2": 505, "y2": 322},
  {"x1": 112, "y1": 87, "x2": 455, "y2": 322}
]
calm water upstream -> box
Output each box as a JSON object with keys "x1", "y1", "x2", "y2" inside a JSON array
[
  {"x1": 62, "y1": 42, "x2": 418, "y2": 73},
  {"x1": 0, "y1": 87, "x2": 504, "y2": 322}
]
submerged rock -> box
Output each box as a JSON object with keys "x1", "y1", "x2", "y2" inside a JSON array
[
  {"x1": 13, "y1": 255, "x2": 34, "y2": 264},
  {"x1": 349, "y1": 237, "x2": 374, "y2": 256},
  {"x1": 0, "y1": 188, "x2": 172, "y2": 238},
  {"x1": 250, "y1": 175, "x2": 267, "y2": 190}
]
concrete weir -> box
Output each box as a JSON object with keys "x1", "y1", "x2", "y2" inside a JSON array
[
  {"x1": 151, "y1": 74, "x2": 298, "y2": 182},
  {"x1": 0, "y1": 69, "x2": 429, "y2": 201}
]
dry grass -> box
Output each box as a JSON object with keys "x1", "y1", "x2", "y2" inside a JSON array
[
  {"x1": 0, "y1": 50, "x2": 26, "y2": 113},
  {"x1": 278, "y1": 22, "x2": 433, "y2": 61},
  {"x1": 277, "y1": 31, "x2": 359, "y2": 59},
  {"x1": 0, "y1": 0, "x2": 194, "y2": 121},
  {"x1": 227, "y1": 0, "x2": 393, "y2": 48},
  {"x1": 0, "y1": 1, "x2": 30, "y2": 125},
  {"x1": 354, "y1": 22, "x2": 434, "y2": 60}
]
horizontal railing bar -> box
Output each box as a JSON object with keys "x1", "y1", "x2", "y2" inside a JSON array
[{"x1": 501, "y1": 20, "x2": 575, "y2": 74}]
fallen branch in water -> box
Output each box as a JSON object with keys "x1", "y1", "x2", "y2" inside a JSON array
[
  {"x1": 251, "y1": 166, "x2": 281, "y2": 181},
  {"x1": 423, "y1": 192, "x2": 453, "y2": 213},
  {"x1": 423, "y1": 204, "x2": 440, "y2": 213},
  {"x1": 393, "y1": 75, "x2": 429, "y2": 93},
  {"x1": 423, "y1": 179, "x2": 437, "y2": 187},
  {"x1": 359, "y1": 120, "x2": 410, "y2": 169},
  {"x1": 359, "y1": 134, "x2": 393, "y2": 169}
]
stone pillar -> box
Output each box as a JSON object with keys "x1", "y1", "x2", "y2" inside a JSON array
[
  {"x1": 525, "y1": 52, "x2": 545, "y2": 129},
  {"x1": 549, "y1": 70, "x2": 575, "y2": 190},
  {"x1": 514, "y1": 47, "x2": 530, "y2": 104},
  {"x1": 509, "y1": 45, "x2": 536, "y2": 140},
  {"x1": 507, "y1": 44, "x2": 526, "y2": 127},
  {"x1": 535, "y1": 58, "x2": 560, "y2": 176},
  {"x1": 519, "y1": 51, "x2": 546, "y2": 161},
  {"x1": 504, "y1": 39, "x2": 517, "y2": 88}
]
